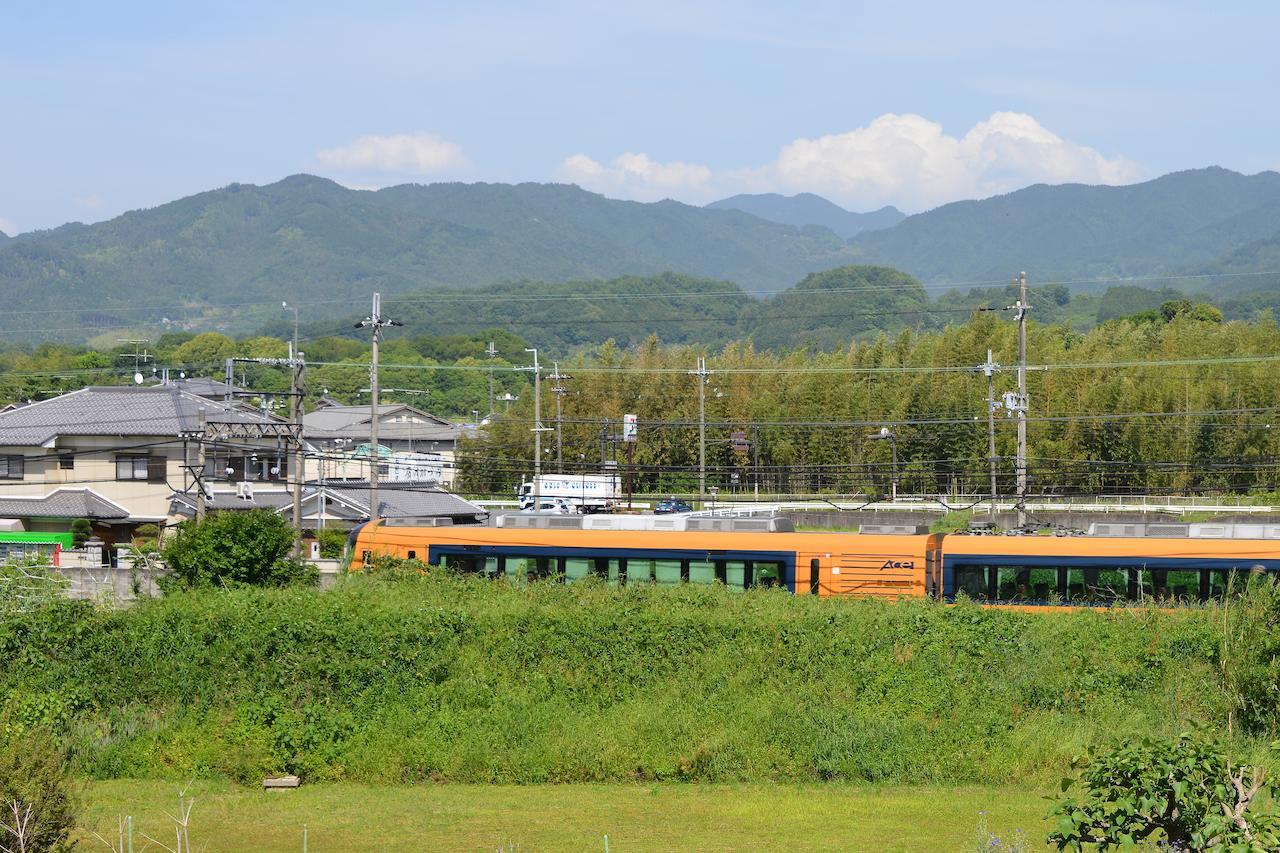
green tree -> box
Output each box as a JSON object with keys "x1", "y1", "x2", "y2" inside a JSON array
[
  {"x1": 161, "y1": 510, "x2": 315, "y2": 589},
  {"x1": 69, "y1": 518, "x2": 92, "y2": 549}
]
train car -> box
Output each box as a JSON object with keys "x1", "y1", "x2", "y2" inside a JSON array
[
  {"x1": 939, "y1": 533, "x2": 1280, "y2": 604},
  {"x1": 347, "y1": 514, "x2": 935, "y2": 601},
  {"x1": 348, "y1": 515, "x2": 1280, "y2": 606}
]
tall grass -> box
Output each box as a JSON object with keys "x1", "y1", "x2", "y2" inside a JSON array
[{"x1": 0, "y1": 573, "x2": 1252, "y2": 784}]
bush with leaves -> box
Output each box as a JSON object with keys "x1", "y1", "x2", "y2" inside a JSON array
[
  {"x1": 1048, "y1": 731, "x2": 1280, "y2": 850},
  {"x1": 161, "y1": 510, "x2": 316, "y2": 590},
  {"x1": 315, "y1": 527, "x2": 347, "y2": 560},
  {"x1": 0, "y1": 726, "x2": 79, "y2": 853}
]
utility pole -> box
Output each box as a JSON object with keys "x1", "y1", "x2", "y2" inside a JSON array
[
  {"x1": 1015, "y1": 271, "x2": 1030, "y2": 527},
  {"x1": 689, "y1": 356, "x2": 710, "y2": 505},
  {"x1": 356, "y1": 293, "x2": 402, "y2": 522},
  {"x1": 486, "y1": 341, "x2": 497, "y2": 420},
  {"x1": 521, "y1": 348, "x2": 546, "y2": 506},
  {"x1": 549, "y1": 362, "x2": 569, "y2": 473},
  {"x1": 981, "y1": 349, "x2": 1000, "y2": 516},
  {"x1": 287, "y1": 341, "x2": 305, "y2": 555},
  {"x1": 195, "y1": 407, "x2": 207, "y2": 522}
]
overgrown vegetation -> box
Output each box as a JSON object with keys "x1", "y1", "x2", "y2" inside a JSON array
[
  {"x1": 1048, "y1": 731, "x2": 1280, "y2": 850},
  {"x1": 0, "y1": 727, "x2": 80, "y2": 853},
  {"x1": 0, "y1": 571, "x2": 1271, "y2": 786},
  {"x1": 160, "y1": 510, "x2": 316, "y2": 590}
]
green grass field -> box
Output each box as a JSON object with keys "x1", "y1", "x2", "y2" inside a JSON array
[{"x1": 78, "y1": 781, "x2": 1051, "y2": 851}]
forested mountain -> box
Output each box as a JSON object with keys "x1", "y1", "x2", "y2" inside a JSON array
[
  {"x1": 849, "y1": 167, "x2": 1280, "y2": 286},
  {"x1": 281, "y1": 266, "x2": 934, "y2": 354},
  {"x1": 705, "y1": 193, "x2": 904, "y2": 238},
  {"x1": 0, "y1": 175, "x2": 862, "y2": 336}
]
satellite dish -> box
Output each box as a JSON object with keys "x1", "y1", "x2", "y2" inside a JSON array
[{"x1": 133, "y1": 372, "x2": 144, "y2": 385}]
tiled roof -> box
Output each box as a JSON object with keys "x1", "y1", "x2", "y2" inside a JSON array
[
  {"x1": 0, "y1": 386, "x2": 283, "y2": 447},
  {"x1": 0, "y1": 488, "x2": 130, "y2": 520},
  {"x1": 323, "y1": 482, "x2": 484, "y2": 519}
]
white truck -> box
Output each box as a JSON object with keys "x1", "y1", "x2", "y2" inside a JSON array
[{"x1": 517, "y1": 474, "x2": 621, "y2": 513}]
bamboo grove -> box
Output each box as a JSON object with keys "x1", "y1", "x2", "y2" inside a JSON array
[{"x1": 457, "y1": 307, "x2": 1280, "y2": 499}]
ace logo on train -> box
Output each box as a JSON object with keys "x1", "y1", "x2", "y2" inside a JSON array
[{"x1": 881, "y1": 559, "x2": 915, "y2": 570}]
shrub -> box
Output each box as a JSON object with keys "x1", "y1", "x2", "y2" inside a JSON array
[
  {"x1": 133, "y1": 523, "x2": 160, "y2": 542},
  {"x1": 161, "y1": 510, "x2": 316, "y2": 590},
  {"x1": 315, "y1": 528, "x2": 347, "y2": 559},
  {"x1": 0, "y1": 727, "x2": 79, "y2": 853},
  {"x1": 70, "y1": 518, "x2": 92, "y2": 549},
  {"x1": 1047, "y1": 731, "x2": 1280, "y2": 850}
]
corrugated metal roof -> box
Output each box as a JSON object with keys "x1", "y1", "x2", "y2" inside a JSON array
[{"x1": 0, "y1": 386, "x2": 283, "y2": 446}]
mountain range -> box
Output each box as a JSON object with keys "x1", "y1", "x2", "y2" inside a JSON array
[
  {"x1": 705, "y1": 193, "x2": 904, "y2": 238},
  {"x1": 848, "y1": 167, "x2": 1280, "y2": 289},
  {"x1": 3, "y1": 166, "x2": 1280, "y2": 342}
]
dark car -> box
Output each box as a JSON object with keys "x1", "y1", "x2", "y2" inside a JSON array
[{"x1": 654, "y1": 499, "x2": 693, "y2": 514}]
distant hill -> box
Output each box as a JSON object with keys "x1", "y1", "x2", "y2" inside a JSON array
[
  {"x1": 849, "y1": 167, "x2": 1280, "y2": 286},
  {"x1": 0, "y1": 176, "x2": 864, "y2": 338},
  {"x1": 706, "y1": 193, "x2": 904, "y2": 238},
  {"x1": 285, "y1": 266, "x2": 935, "y2": 354}
]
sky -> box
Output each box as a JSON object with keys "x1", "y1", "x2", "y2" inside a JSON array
[{"x1": 2, "y1": 1, "x2": 1278, "y2": 235}]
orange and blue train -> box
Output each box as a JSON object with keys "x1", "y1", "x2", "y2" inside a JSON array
[{"x1": 348, "y1": 515, "x2": 1280, "y2": 605}]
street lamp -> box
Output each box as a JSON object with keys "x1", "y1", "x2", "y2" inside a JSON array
[{"x1": 867, "y1": 427, "x2": 899, "y2": 502}]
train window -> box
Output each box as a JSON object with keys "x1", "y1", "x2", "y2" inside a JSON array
[
  {"x1": 724, "y1": 561, "x2": 747, "y2": 591},
  {"x1": 361, "y1": 550, "x2": 371, "y2": 566},
  {"x1": 1209, "y1": 570, "x2": 1248, "y2": 600},
  {"x1": 608, "y1": 559, "x2": 626, "y2": 585},
  {"x1": 627, "y1": 559, "x2": 652, "y2": 584},
  {"x1": 1162, "y1": 570, "x2": 1199, "y2": 603},
  {"x1": 810, "y1": 558, "x2": 820, "y2": 595},
  {"x1": 506, "y1": 557, "x2": 533, "y2": 580},
  {"x1": 954, "y1": 566, "x2": 988, "y2": 600},
  {"x1": 443, "y1": 554, "x2": 480, "y2": 573},
  {"x1": 407, "y1": 550, "x2": 417, "y2": 561},
  {"x1": 1063, "y1": 569, "x2": 1112, "y2": 602},
  {"x1": 652, "y1": 560, "x2": 682, "y2": 586},
  {"x1": 481, "y1": 557, "x2": 502, "y2": 578},
  {"x1": 564, "y1": 558, "x2": 593, "y2": 583},
  {"x1": 995, "y1": 567, "x2": 1030, "y2": 600},
  {"x1": 688, "y1": 560, "x2": 716, "y2": 585},
  {"x1": 755, "y1": 561, "x2": 783, "y2": 589}
]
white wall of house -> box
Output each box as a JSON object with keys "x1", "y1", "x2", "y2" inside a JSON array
[{"x1": 0, "y1": 435, "x2": 288, "y2": 521}]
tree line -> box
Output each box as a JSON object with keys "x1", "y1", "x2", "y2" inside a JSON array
[{"x1": 457, "y1": 301, "x2": 1280, "y2": 498}]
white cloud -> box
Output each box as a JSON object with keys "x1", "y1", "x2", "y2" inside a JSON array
[
  {"x1": 0, "y1": 217, "x2": 15, "y2": 236},
  {"x1": 554, "y1": 152, "x2": 713, "y2": 202},
  {"x1": 316, "y1": 132, "x2": 469, "y2": 174},
  {"x1": 557, "y1": 112, "x2": 1141, "y2": 212}
]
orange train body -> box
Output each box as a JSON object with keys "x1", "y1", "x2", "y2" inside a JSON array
[{"x1": 348, "y1": 521, "x2": 1280, "y2": 605}]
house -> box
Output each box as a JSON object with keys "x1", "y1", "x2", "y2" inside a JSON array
[
  {"x1": 0, "y1": 385, "x2": 300, "y2": 547},
  {"x1": 168, "y1": 480, "x2": 486, "y2": 528},
  {"x1": 302, "y1": 403, "x2": 472, "y2": 487}
]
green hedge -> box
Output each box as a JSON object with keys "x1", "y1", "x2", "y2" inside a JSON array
[{"x1": 0, "y1": 575, "x2": 1243, "y2": 784}]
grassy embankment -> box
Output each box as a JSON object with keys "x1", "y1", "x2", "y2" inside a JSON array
[{"x1": 0, "y1": 571, "x2": 1249, "y2": 787}]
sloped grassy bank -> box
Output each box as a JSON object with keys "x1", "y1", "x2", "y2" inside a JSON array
[{"x1": 0, "y1": 573, "x2": 1244, "y2": 784}]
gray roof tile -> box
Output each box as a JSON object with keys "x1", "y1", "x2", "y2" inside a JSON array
[
  {"x1": 0, "y1": 488, "x2": 130, "y2": 520},
  {"x1": 0, "y1": 386, "x2": 284, "y2": 447}
]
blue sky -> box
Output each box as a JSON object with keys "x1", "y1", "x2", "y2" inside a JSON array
[{"x1": 2, "y1": 1, "x2": 1277, "y2": 234}]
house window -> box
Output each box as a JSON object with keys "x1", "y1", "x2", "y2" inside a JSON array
[
  {"x1": 0, "y1": 455, "x2": 24, "y2": 480},
  {"x1": 58, "y1": 453, "x2": 74, "y2": 470},
  {"x1": 116, "y1": 455, "x2": 166, "y2": 482}
]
